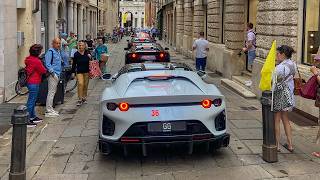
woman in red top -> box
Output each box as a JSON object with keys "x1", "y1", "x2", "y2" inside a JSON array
[{"x1": 25, "y1": 44, "x2": 47, "y2": 126}]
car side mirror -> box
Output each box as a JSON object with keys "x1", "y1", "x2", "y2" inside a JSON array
[
  {"x1": 197, "y1": 71, "x2": 207, "y2": 79},
  {"x1": 101, "y1": 73, "x2": 112, "y2": 80},
  {"x1": 127, "y1": 40, "x2": 130, "y2": 42},
  {"x1": 165, "y1": 47, "x2": 169, "y2": 50},
  {"x1": 124, "y1": 48, "x2": 129, "y2": 50}
]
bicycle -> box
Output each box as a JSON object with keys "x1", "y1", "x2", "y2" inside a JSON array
[
  {"x1": 15, "y1": 81, "x2": 29, "y2": 95},
  {"x1": 15, "y1": 69, "x2": 29, "y2": 95},
  {"x1": 63, "y1": 67, "x2": 78, "y2": 93}
]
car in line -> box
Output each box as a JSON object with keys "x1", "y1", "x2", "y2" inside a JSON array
[
  {"x1": 126, "y1": 37, "x2": 155, "y2": 49},
  {"x1": 124, "y1": 43, "x2": 170, "y2": 64},
  {"x1": 98, "y1": 62, "x2": 230, "y2": 156}
]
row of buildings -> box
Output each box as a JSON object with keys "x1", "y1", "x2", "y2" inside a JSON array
[
  {"x1": 0, "y1": 0, "x2": 119, "y2": 103},
  {"x1": 158, "y1": 0, "x2": 320, "y2": 118}
]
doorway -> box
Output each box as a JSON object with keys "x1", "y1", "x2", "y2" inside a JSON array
[{"x1": 245, "y1": 0, "x2": 258, "y2": 72}]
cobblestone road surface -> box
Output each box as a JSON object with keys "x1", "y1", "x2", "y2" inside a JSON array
[{"x1": 0, "y1": 37, "x2": 320, "y2": 180}]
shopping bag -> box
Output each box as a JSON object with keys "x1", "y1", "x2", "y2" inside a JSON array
[
  {"x1": 300, "y1": 75, "x2": 317, "y2": 100},
  {"x1": 89, "y1": 60, "x2": 102, "y2": 79}
]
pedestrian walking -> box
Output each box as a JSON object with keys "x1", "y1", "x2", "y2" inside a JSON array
[
  {"x1": 45, "y1": 38, "x2": 63, "y2": 117},
  {"x1": 67, "y1": 32, "x2": 78, "y2": 59},
  {"x1": 272, "y1": 45, "x2": 296, "y2": 152},
  {"x1": 93, "y1": 37, "x2": 108, "y2": 73},
  {"x1": 309, "y1": 54, "x2": 320, "y2": 157},
  {"x1": 60, "y1": 33, "x2": 70, "y2": 67},
  {"x1": 192, "y1": 32, "x2": 209, "y2": 72},
  {"x1": 242, "y1": 22, "x2": 256, "y2": 70},
  {"x1": 72, "y1": 41, "x2": 91, "y2": 106},
  {"x1": 84, "y1": 34, "x2": 94, "y2": 51},
  {"x1": 25, "y1": 44, "x2": 47, "y2": 126}
]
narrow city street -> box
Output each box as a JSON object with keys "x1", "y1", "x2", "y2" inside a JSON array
[{"x1": 0, "y1": 38, "x2": 320, "y2": 180}]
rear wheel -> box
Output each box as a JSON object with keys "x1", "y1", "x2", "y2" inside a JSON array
[
  {"x1": 15, "y1": 82, "x2": 29, "y2": 95},
  {"x1": 99, "y1": 141, "x2": 112, "y2": 155},
  {"x1": 65, "y1": 78, "x2": 77, "y2": 93}
]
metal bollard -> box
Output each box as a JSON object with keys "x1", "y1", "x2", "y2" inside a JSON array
[
  {"x1": 9, "y1": 105, "x2": 28, "y2": 180},
  {"x1": 261, "y1": 91, "x2": 278, "y2": 163}
]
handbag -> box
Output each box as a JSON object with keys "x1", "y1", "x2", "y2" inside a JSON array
[
  {"x1": 89, "y1": 60, "x2": 102, "y2": 79},
  {"x1": 273, "y1": 67, "x2": 294, "y2": 112},
  {"x1": 300, "y1": 75, "x2": 317, "y2": 100},
  {"x1": 294, "y1": 65, "x2": 306, "y2": 95}
]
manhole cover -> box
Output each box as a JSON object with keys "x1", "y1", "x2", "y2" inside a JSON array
[
  {"x1": 240, "y1": 106, "x2": 258, "y2": 111},
  {"x1": 60, "y1": 109, "x2": 77, "y2": 114}
]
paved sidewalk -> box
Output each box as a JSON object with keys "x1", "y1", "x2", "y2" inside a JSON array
[{"x1": 0, "y1": 38, "x2": 320, "y2": 180}]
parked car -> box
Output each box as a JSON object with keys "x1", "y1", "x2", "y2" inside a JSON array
[
  {"x1": 98, "y1": 62, "x2": 230, "y2": 156},
  {"x1": 124, "y1": 43, "x2": 170, "y2": 64}
]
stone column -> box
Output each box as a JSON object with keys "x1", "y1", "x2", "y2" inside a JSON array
[
  {"x1": 182, "y1": 0, "x2": 193, "y2": 57},
  {"x1": 79, "y1": 5, "x2": 84, "y2": 40},
  {"x1": 0, "y1": 0, "x2": 18, "y2": 101},
  {"x1": 48, "y1": 0, "x2": 57, "y2": 41},
  {"x1": 193, "y1": 0, "x2": 204, "y2": 39},
  {"x1": 68, "y1": 1, "x2": 74, "y2": 33},
  {"x1": 207, "y1": 0, "x2": 220, "y2": 43},
  {"x1": 73, "y1": 3, "x2": 78, "y2": 34},
  {"x1": 87, "y1": 8, "x2": 90, "y2": 36},
  {"x1": 175, "y1": 0, "x2": 184, "y2": 51},
  {"x1": 224, "y1": 0, "x2": 245, "y2": 50},
  {"x1": 83, "y1": 7, "x2": 87, "y2": 37}
]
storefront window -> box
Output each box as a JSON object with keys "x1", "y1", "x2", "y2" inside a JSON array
[{"x1": 304, "y1": 0, "x2": 320, "y2": 64}]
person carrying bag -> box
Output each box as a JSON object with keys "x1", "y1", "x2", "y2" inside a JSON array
[
  {"x1": 272, "y1": 45, "x2": 296, "y2": 153},
  {"x1": 309, "y1": 55, "x2": 320, "y2": 158}
]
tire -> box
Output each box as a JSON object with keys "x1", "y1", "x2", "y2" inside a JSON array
[
  {"x1": 65, "y1": 78, "x2": 77, "y2": 93},
  {"x1": 99, "y1": 141, "x2": 112, "y2": 155},
  {"x1": 15, "y1": 82, "x2": 29, "y2": 95},
  {"x1": 112, "y1": 38, "x2": 117, "y2": 44}
]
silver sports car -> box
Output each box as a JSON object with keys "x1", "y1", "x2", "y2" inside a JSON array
[{"x1": 99, "y1": 63, "x2": 230, "y2": 155}]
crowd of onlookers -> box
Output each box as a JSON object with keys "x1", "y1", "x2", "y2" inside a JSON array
[{"x1": 23, "y1": 30, "x2": 118, "y2": 127}]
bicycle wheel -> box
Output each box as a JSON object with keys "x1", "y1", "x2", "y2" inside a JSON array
[
  {"x1": 65, "y1": 78, "x2": 78, "y2": 93},
  {"x1": 15, "y1": 82, "x2": 29, "y2": 95}
]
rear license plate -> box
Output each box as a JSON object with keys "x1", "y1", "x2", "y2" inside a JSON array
[
  {"x1": 148, "y1": 122, "x2": 186, "y2": 132},
  {"x1": 141, "y1": 55, "x2": 156, "y2": 60}
]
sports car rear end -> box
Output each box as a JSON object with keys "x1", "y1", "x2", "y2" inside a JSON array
[{"x1": 99, "y1": 69, "x2": 230, "y2": 155}]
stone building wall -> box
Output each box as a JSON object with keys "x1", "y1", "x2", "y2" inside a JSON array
[
  {"x1": 224, "y1": 0, "x2": 245, "y2": 50},
  {"x1": 207, "y1": 0, "x2": 221, "y2": 43},
  {"x1": 0, "y1": 0, "x2": 18, "y2": 102},
  {"x1": 160, "y1": 0, "x2": 319, "y2": 117}
]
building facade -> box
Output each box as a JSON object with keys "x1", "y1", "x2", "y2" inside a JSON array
[
  {"x1": 145, "y1": 0, "x2": 158, "y2": 28},
  {"x1": 159, "y1": 0, "x2": 320, "y2": 118},
  {"x1": 120, "y1": 0, "x2": 145, "y2": 29},
  {"x1": 98, "y1": 0, "x2": 120, "y2": 35}
]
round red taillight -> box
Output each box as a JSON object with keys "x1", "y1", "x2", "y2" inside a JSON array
[
  {"x1": 131, "y1": 53, "x2": 137, "y2": 58},
  {"x1": 119, "y1": 102, "x2": 129, "y2": 111},
  {"x1": 213, "y1": 99, "x2": 222, "y2": 107},
  {"x1": 201, "y1": 99, "x2": 212, "y2": 108},
  {"x1": 159, "y1": 53, "x2": 165, "y2": 58},
  {"x1": 106, "y1": 103, "x2": 117, "y2": 111}
]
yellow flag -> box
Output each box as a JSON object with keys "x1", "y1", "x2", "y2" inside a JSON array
[
  {"x1": 259, "y1": 40, "x2": 277, "y2": 91},
  {"x1": 122, "y1": 13, "x2": 128, "y2": 23}
]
